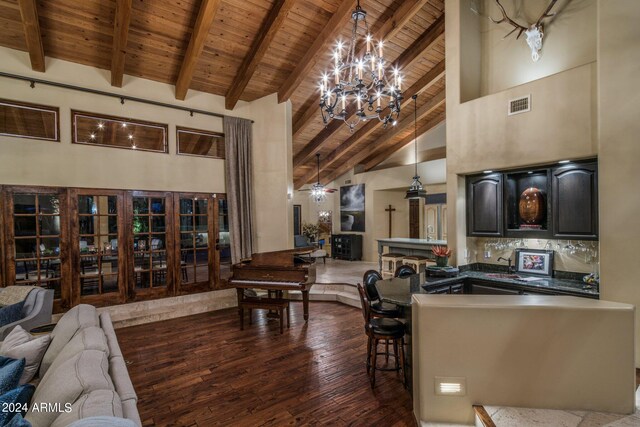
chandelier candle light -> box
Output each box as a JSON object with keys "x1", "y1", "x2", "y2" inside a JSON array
[{"x1": 319, "y1": 0, "x2": 403, "y2": 132}]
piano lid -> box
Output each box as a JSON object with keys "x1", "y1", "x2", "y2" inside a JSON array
[{"x1": 238, "y1": 247, "x2": 315, "y2": 267}]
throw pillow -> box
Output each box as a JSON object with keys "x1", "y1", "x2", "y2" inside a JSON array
[
  {"x1": 0, "y1": 356, "x2": 25, "y2": 395},
  {"x1": 6, "y1": 413, "x2": 31, "y2": 427},
  {"x1": 0, "y1": 301, "x2": 25, "y2": 327},
  {"x1": 0, "y1": 326, "x2": 52, "y2": 384},
  {"x1": 0, "y1": 384, "x2": 35, "y2": 425}
]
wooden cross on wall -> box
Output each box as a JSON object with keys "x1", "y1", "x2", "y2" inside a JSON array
[{"x1": 385, "y1": 204, "x2": 396, "y2": 238}]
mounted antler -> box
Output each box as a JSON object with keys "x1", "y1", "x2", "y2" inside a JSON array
[
  {"x1": 490, "y1": 0, "x2": 527, "y2": 39},
  {"x1": 534, "y1": 0, "x2": 558, "y2": 30},
  {"x1": 490, "y1": 0, "x2": 559, "y2": 62}
]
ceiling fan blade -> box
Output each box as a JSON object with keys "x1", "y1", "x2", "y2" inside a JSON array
[{"x1": 325, "y1": 188, "x2": 338, "y2": 193}]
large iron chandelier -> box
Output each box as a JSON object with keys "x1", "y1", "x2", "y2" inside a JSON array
[{"x1": 319, "y1": 0, "x2": 403, "y2": 132}]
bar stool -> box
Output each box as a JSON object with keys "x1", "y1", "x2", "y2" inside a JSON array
[
  {"x1": 402, "y1": 255, "x2": 434, "y2": 274},
  {"x1": 357, "y1": 283, "x2": 406, "y2": 388},
  {"x1": 381, "y1": 252, "x2": 405, "y2": 278},
  {"x1": 362, "y1": 270, "x2": 400, "y2": 318},
  {"x1": 394, "y1": 264, "x2": 416, "y2": 278}
]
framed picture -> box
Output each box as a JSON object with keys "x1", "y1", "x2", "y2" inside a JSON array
[
  {"x1": 515, "y1": 249, "x2": 554, "y2": 277},
  {"x1": 340, "y1": 184, "x2": 365, "y2": 232}
]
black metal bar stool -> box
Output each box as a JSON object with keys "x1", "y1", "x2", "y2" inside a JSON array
[
  {"x1": 357, "y1": 283, "x2": 406, "y2": 388},
  {"x1": 394, "y1": 264, "x2": 416, "y2": 278}
]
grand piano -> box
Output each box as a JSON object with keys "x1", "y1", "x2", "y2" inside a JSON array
[{"x1": 229, "y1": 248, "x2": 316, "y2": 321}]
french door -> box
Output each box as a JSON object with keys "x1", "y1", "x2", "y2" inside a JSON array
[
  {"x1": 2, "y1": 186, "x2": 229, "y2": 311},
  {"x1": 126, "y1": 191, "x2": 175, "y2": 301},
  {"x1": 3, "y1": 187, "x2": 70, "y2": 312},
  {"x1": 70, "y1": 189, "x2": 127, "y2": 307}
]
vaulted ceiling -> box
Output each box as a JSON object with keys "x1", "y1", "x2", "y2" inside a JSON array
[{"x1": 0, "y1": 0, "x2": 446, "y2": 188}]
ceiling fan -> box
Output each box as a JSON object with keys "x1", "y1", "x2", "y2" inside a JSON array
[{"x1": 299, "y1": 154, "x2": 338, "y2": 203}]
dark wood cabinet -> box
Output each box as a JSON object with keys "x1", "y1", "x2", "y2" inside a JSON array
[
  {"x1": 426, "y1": 283, "x2": 464, "y2": 294},
  {"x1": 469, "y1": 282, "x2": 520, "y2": 295},
  {"x1": 552, "y1": 162, "x2": 598, "y2": 239},
  {"x1": 331, "y1": 234, "x2": 362, "y2": 261},
  {"x1": 466, "y1": 173, "x2": 503, "y2": 236},
  {"x1": 465, "y1": 160, "x2": 598, "y2": 239}
]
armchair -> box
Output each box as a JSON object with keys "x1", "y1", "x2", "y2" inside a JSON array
[{"x1": 0, "y1": 287, "x2": 54, "y2": 340}]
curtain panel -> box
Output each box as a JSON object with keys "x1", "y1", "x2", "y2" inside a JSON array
[{"x1": 224, "y1": 117, "x2": 254, "y2": 264}]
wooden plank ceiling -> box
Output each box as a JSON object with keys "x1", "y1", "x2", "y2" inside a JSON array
[{"x1": 0, "y1": 0, "x2": 446, "y2": 189}]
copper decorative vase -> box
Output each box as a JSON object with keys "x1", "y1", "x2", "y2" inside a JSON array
[{"x1": 519, "y1": 187, "x2": 545, "y2": 225}]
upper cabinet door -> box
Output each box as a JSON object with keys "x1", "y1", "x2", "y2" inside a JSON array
[
  {"x1": 467, "y1": 174, "x2": 504, "y2": 236},
  {"x1": 552, "y1": 162, "x2": 598, "y2": 239}
]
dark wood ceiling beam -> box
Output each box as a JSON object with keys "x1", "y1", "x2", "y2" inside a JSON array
[
  {"x1": 175, "y1": 0, "x2": 222, "y2": 100},
  {"x1": 225, "y1": 0, "x2": 297, "y2": 110},
  {"x1": 309, "y1": 90, "x2": 445, "y2": 188},
  {"x1": 376, "y1": 0, "x2": 431, "y2": 42},
  {"x1": 293, "y1": 60, "x2": 445, "y2": 188},
  {"x1": 367, "y1": 145, "x2": 446, "y2": 172},
  {"x1": 17, "y1": 0, "x2": 45, "y2": 72},
  {"x1": 110, "y1": 0, "x2": 133, "y2": 87},
  {"x1": 392, "y1": 14, "x2": 444, "y2": 72},
  {"x1": 291, "y1": 0, "x2": 433, "y2": 142},
  {"x1": 277, "y1": 0, "x2": 356, "y2": 104},
  {"x1": 363, "y1": 112, "x2": 446, "y2": 171}
]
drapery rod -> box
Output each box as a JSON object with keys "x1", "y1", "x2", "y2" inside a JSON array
[{"x1": 0, "y1": 71, "x2": 254, "y2": 123}]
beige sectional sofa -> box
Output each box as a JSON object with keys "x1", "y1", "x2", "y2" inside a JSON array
[{"x1": 25, "y1": 304, "x2": 141, "y2": 427}]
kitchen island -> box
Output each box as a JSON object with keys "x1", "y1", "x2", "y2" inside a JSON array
[{"x1": 374, "y1": 265, "x2": 599, "y2": 391}]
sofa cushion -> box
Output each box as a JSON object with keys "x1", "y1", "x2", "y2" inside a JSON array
[
  {"x1": 99, "y1": 312, "x2": 122, "y2": 358},
  {"x1": 66, "y1": 416, "x2": 137, "y2": 427},
  {"x1": 0, "y1": 384, "x2": 35, "y2": 425},
  {"x1": 50, "y1": 390, "x2": 123, "y2": 427},
  {"x1": 26, "y1": 350, "x2": 114, "y2": 427},
  {"x1": 99, "y1": 313, "x2": 137, "y2": 404},
  {"x1": 40, "y1": 326, "x2": 109, "y2": 385},
  {"x1": 40, "y1": 304, "x2": 99, "y2": 377},
  {"x1": 0, "y1": 356, "x2": 25, "y2": 395},
  {"x1": 0, "y1": 301, "x2": 25, "y2": 327},
  {"x1": 0, "y1": 325, "x2": 51, "y2": 384}
]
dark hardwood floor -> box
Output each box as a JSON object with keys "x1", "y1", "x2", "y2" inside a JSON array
[{"x1": 117, "y1": 302, "x2": 416, "y2": 427}]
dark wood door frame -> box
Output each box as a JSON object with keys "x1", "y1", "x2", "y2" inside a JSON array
[
  {"x1": 3, "y1": 185, "x2": 71, "y2": 312},
  {"x1": 69, "y1": 188, "x2": 127, "y2": 308},
  {"x1": 126, "y1": 190, "x2": 175, "y2": 302}
]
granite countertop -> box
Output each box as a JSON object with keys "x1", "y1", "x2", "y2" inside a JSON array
[
  {"x1": 377, "y1": 238, "x2": 447, "y2": 245},
  {"x1": 375, "y1": 267, "x2": 599, "y2": 307}
]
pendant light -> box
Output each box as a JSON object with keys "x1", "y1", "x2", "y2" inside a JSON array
[{"x1": 405, "y1": 94, "x2": 427, "y2": 199}]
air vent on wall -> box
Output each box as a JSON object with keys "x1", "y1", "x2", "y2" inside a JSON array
[
  {"x1": 344, "y1": 179, "x2": 352, "y2": 185},
  {"x1": 508, "y1": 95, "x2": 531, "y2": 116}
]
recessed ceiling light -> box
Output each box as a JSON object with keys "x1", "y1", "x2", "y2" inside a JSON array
[
  {"x1": 527, "y1": 171, "x2": 533, "y2": 174},
  {"x1": 483, "y1": 170, "x2": 493, "y2": 174},
  {"x1": 89, "y1": 133, "x2": 96, "y2": 140},
  {"x1": 559, "y1": 160, "x2": 571, "y2": 164}
]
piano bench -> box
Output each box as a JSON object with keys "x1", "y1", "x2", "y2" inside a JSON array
[{"x1": 239, "y1": 297, "x2": 290, "y2": 334}]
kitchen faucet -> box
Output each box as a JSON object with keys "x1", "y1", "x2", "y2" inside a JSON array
[{"x1": 497, "y1": 256, "x2": 514, "y2": 273}]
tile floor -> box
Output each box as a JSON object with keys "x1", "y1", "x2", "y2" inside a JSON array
[{"x1": 314, "y1": 257, "x2": 378, "y2": 285}]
